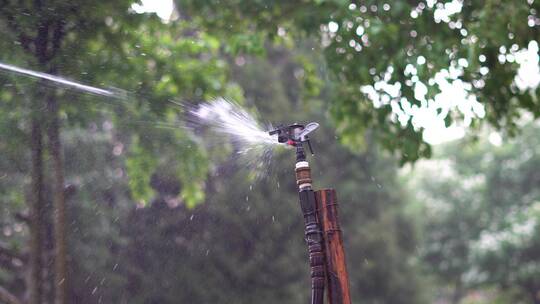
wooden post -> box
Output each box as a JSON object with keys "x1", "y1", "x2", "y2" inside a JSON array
[{"x1": 316, "y1": 189, "x2": 351, "y2": 304}]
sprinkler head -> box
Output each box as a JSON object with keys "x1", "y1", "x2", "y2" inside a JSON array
[{"x1": 269, "y1": 122, "x2": 319, "y2": 155}]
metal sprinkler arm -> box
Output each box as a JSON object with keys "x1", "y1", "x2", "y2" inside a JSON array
[
  {"x1": 306, "y1": 138, "x2": 315, "y2": 156},
  {"x1": 268, "y1": 122, "x2": 319, "y2": 156}
]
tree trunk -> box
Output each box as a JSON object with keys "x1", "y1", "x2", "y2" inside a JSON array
[
  {"x1": 46, "y1": 95, "x2": 68, "y2": 304},
  {"x1": 44, "y1": 210, "x2": 56, "y2": 304},
  {"x1": 29, "y1": 116, "x2": 44, "y2": 304}
]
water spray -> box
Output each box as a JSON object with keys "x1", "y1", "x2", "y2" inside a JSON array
[
  {"x1": 0, "y1": 62, "x2": 123, "y2": 98},
  {"x1": 0, "y1": 62, "x2": 277, "y2": 173},
  {"x1": 268, "y1": 123, "x2": 351, "y2": 304}
]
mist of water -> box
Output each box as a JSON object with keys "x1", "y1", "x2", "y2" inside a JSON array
[
  {"x1": 189, "y1": 98, "x2": 281, "y2": 176},
  {"x1": 0, "y1": 61, "x2": 282, "y2": 175}
]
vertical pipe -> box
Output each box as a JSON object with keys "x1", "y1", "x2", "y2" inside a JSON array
[
  {"x1": 315, "y1": 189, "x2": 351, "y2": 304},
  {"x1": 295, "y1": 145, "x2": 325, "y2": 304}
]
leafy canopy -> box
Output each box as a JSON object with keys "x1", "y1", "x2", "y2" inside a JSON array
[{"x1": 177, "y1": 0, "x2": 540, "y2": 162}]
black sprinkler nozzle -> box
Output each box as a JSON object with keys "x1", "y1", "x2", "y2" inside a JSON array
[{"x1": 268, "y1": 122, "x2": 319, "y2": 155}]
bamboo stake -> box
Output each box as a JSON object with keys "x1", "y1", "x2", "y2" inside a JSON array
[{"x1": 316, "y1": 189, "x2": 351, "y2": 304}]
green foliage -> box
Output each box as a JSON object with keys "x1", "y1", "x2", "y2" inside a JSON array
[
  {"x1": 173, "y1": 131, "x2": 208, "y2": 208},
  {"x1": 0, "y1": 0, "x2": 244, "y2": 208},
  {"x1": 126, "y1": 135, "x2": 157, "y2": 204},
  {"x1": 176, "y1": 0, "x2": 540, "y2": 162}
]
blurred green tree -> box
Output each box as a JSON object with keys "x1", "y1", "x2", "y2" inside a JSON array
[{"x1": 406, "y1": 123, "x2": 540, "y2": 303}]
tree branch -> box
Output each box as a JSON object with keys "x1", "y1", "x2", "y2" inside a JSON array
[{"x1": 0, "y1": 285, "x2": 21, "y2": 304}]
